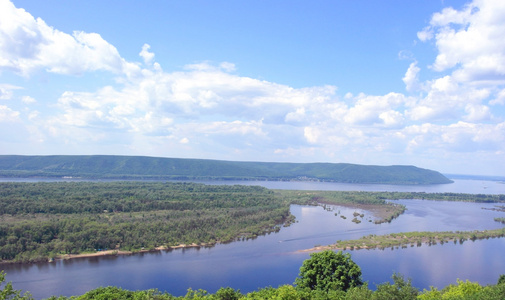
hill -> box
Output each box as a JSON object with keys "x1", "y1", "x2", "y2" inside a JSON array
[{"x1": 0, "y1": 155, "x2": 453, "y2": 184}]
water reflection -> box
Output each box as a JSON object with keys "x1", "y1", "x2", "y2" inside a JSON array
[{"x1": 353, "y1": 238, "x2": 505, "y2": 290}]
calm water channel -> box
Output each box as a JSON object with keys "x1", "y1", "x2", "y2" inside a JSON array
[{"x1": 2, "y1": 179, "x2": 505, "y2": 299}]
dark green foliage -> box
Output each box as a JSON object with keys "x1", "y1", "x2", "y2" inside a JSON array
[
  {"x1": 372, "y1": 273, "x2": 418, "y2": 300},
  {"x1": 279, "y1": 190, "x2": 505, "y2": 207},
  {"x1": 376, "y1": 191, "x2": 505, "y2": 203},
  {"x1": 0, "y1": 182, "x2": 291, "y2": 263},
  {"x1": 0, "y1": 155, "x2": 452, "y2": 184},
  {"x1": 0, "y1": 181, "x2": 279, "y2": 214},
  {"x1": 71, "y1": 286, "x2": 174, "y2": 299},
  {"x1": 214, "y1": 287, "x2": 242, "y2": 300},
  {"x1": 294, "y1": 250, "x2": 363, "y2": 292},
  {"x1": 244, "y1": 285, "x2": 304, "y2": 300},
  {"x1": 495, "y1": 217, "x2": 505, "y2": 224},
  {"x1": 343, "y1": 284, "x2": 373, "y2": 299},
  {"x1": 498, "y1": 274, "x2": 505, "y2": 285}
]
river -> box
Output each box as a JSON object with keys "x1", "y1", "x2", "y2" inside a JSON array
[{"x1": 2, "y1": 179, "x2": 505, "y2": 299}]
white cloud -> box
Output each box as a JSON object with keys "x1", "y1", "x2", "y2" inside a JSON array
[
  {"x1": 195, "y1": 120, "x2": 266, "y2": 137},
  {"x1": 463, "y1": 104, "x2": 492, "y2": 122},
  {"x1": 408, "y1": 0, "x2": 505, "y2": 131},
  {"x1": 0, "y1": 105, "x2": 19, "y2": 121},
  {"x1": 0, "y1": 84, "x2": 21, "y2": 100},
  {"x1": 419, "y1": 0, "x2": 505, "y2": 85},
  {"x1": 490, "y1": 89, "x2": 505, "y2": 105},
  {"x1": 417, "y1": 27, "x2": 433, "y2": 42},
  {"x1": 0, "y1": 86, "x2": 12, "y2": 100},
  {"x1": 379, "y1": 110, "x2": 405, "y2": 128},
  {"x1": 139, "y1": 44, "x2": 155, "y2": 65},
  {"x1": 407, "y1": 75, "x2": 491, "y2": 122},
  {"x1": 402, "y1": 62, "x2": 421, "y2": 92},
  {"x1": 0, "y1": 0, "x2": 140, "y2": 77},
  {"x1": 285, "y1": 107, "x2": 306, "y2": 123},
  {"x1": 404, "y1": 121, "x2": 505, "y2": 153},
  {"x1": 303, "y1": 126, "x2": 320, "y2": 144},
  {"x1": 21, "y1": 95, "x2": 36, "y2": 104},
  {"x1": 219, "y1": 62, "x2": 236, "y2": 72},
  {"x1": 344, "y1": 93, "x2": 407, "y2": 126}
]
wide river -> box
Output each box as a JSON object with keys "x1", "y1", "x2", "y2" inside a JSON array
[{"x1": 2, "y1": 179, "x2": 505, "y2": 299}]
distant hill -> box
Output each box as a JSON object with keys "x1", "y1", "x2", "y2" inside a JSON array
[{"x1": 0, "y1": 155, "x2": 453, "y2": 184}]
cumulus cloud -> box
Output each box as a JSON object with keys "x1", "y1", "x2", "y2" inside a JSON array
[
  {"x1": 402, "y1": 62, "x2": 420, "y2": 92},
  {"x1": 490, "y1": 89, "x2": 505, "y2": 105},
  {"x1": 0, "y1": 0, "x2": 139, "y2": 76},
  {"x1": 406, "y1": 75, "x2": 491, "y2": 122},
  {"x1": 344, "y1": 93, "x2": 407, "y2": 127},
  {"x1": 418, "y1": 0, "x2": 505, "y2": 85},
  {"x1": 139, "y1": 44, "x2": 155, "y2": 65}
]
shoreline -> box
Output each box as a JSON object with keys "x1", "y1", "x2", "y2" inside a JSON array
[{"x1": 0, "y1": 243, "x2": 216, "y2": 265}]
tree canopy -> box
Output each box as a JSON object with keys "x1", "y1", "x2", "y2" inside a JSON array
[{"x1": 294, "y1": 250, "x2": 363, "y2": 292}]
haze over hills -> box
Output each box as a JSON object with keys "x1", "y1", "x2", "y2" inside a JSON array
[{"x1": 0, "y1": 155, "x2": 452, "y2": 185}]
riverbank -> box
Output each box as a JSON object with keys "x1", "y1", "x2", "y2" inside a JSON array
[
  {"x1": 1, "y1": 243, "x2": 217, "y2": 265},
  {"x1": 301, "y1": 228, "x2": 505, "y2": 252}
]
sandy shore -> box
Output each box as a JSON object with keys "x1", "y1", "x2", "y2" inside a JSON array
[{"x1": 56, "y1": 243, "x2": 215, "y2": 261}]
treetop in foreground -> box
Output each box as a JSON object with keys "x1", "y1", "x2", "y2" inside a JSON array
[{"x1": 294, "y1": 250, "x2": 363, "y2": 292}]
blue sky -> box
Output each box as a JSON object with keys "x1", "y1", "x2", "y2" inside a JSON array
[{"x1": 1, "y1": 0, "x2": 504, "y2": 176}]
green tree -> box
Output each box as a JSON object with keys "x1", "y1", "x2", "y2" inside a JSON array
[
  {"x1": 214, "y1": 287, "x2": 242, "y2": 300},
  {"x1": 294, "y1": 250, "x2": 363, "y2": 292},
  {"x1": 0, "y1": 271, "x2": 32, "y2": 300},
  {"x1": 498, "y1": 274, "x2": 505, "y2": 285},
  {"x1": 372, "y1": 273, "x2": 418, "y2": 300}
]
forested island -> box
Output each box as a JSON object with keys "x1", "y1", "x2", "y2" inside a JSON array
[{"x1": 0, "y1": 155, "x2": 452, "y2": 184}]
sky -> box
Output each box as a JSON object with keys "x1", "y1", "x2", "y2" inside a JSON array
[{"x1": 1, "y1": 0, "x2": 504, "y2": 176}]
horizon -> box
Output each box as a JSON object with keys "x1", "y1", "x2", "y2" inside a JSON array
[
  {"x1": 1, "y1": 0, "x2": 504, "y2": 176},
  {"x1": 3, "y1": 153, "x2": 505, "y2": 179}
]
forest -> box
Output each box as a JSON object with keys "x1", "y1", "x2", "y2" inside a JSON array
[
  {"x1": 0, "y1": 155, "x2": 452, "y2": 184},
  {"x1": 1, "y1": 182, "x2": 504, "y2": 264},
  {"x1": 0, "y1": 182, "x2": 295, "y2": 263}
]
